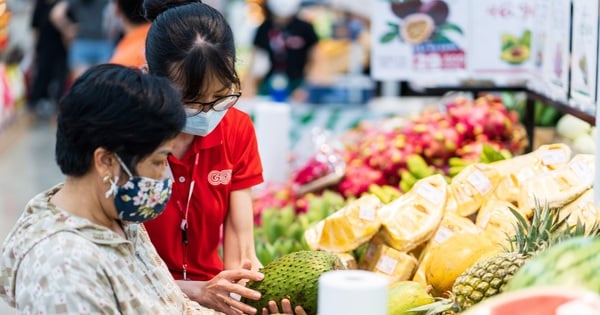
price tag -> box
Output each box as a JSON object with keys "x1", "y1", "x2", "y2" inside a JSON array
[
  {"x1": 467, "y1": 170, "x2": 493, "y2": 195},
  {"x1": 376, "y1": 255, "x2": 398, "y2": 275},
  {"x1": 478, "y1": 211, "x2": 492, "y2": 229},
  {"x1": 359, "y1": 207, "x2": 376, "y2": 221},
  {"x1": 433, "y1": 227, "x2": 454, "y2": 244},
  {"x1": 541, "y1": 149, "x2": 568, "y2": 166},
  {"x1": 570, "y1": 161, "x2": 593, "y2": 185},
  {"x1": 417, "y1": 182, "x2": 444, "y2": 205}
]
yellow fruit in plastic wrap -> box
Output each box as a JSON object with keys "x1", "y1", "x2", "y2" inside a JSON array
[
  {"x1": 447, "y1": 163, "x2": 502, "y2": 217},
  {"x1": 412, "y1": 211, "x2": 483, "y2": 287},
  {"x1": 359, "y1": 239, "x2": 418, "y2": 282},
  {"x1": 491, "y1": 143, "x2": 571, "y2": 204},
  {"x1": 304, "y1": 194, "x2": 383, "y2": 253},
  {"x1": 518, "y1": 154, "x2": 594, "y2": 216},
  {"x1": 376, "y1": 174, "x2": 448, "y2": 253},
  {"x1": 335, "y1": 252, "x2": 358, "y2": 270},
  {"x1": 425, "y1": 232, "x2": 501, "y2": 296},
  {"x1": 476, "y1": 199, "x2": 521, "y2": 246},
  {"x1": 559, "y1": 189, "x2": 600, "y2": 232}
]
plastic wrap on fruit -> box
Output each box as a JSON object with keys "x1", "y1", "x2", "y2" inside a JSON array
[
  {"x1": 446, "y1": 163, "x2": 501, "y2": 217},
  {"x1": 518, "y1": 154, "x2": 595, "y2": 216},
  {"x1": 304, "y1": 194, "x2": 383, "y2": 253},
  {"x1": 291, "y1": 127, "x2": 346, "y2": 196},
  {"x1": 491, "y1": 143, "x2": 572, "y2": 205},
  {"x1": 559, "y1": 190, "x2": 600, "y2": 233},
  {"x1": 334, "y1": 252, "x2": 358, "y2": 270},
  {"x1": 376, "y1": 174, "x2": 448, "y2": 253},
  {"x1": 359, "y1": 237, "x2": 418, "y2": 282}
]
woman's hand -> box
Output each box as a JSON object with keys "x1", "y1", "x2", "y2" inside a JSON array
[
  {"x1": 261, "y1": 299, "x2": 307, "y2": 315},
  {"x1": 177, "y1": 266, "x2": 264, "y2": 315}
]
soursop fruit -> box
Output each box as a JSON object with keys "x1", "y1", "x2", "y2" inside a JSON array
[{"x1": 242, "y1": 250, "x2": 345, "y2": 315}]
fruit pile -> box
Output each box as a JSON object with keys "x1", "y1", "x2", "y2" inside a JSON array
[
  {"x1": 300, "y1": 143, "x2": 600, "y2": 314},
  {"x1": 252, "y1": 94, "x2": 527, "y2": 264},
  {"x1": 300, "y1": 94, "x2": 526, "y2": 199}
]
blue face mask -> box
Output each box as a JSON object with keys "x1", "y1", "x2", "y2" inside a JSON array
[
  {"x1": 105, "y1": 155, "x2": 173, "y2": 223},
  {"x1": 182, "y1": 109, "x2": 228, "y2": 136}
]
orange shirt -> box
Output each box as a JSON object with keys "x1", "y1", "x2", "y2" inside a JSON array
[
  {"x1": 144, "y1": 108, "x2": 264, "y2": 281},
  {"x1": 109, "y1": 23, "x2": 151, "y2": 68}
]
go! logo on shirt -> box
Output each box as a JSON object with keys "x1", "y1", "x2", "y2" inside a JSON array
[{"x1": 208, "y1": 169, "x2": 232, "y2": 186}]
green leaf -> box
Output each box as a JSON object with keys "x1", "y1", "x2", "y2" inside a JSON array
[
  {"x1": 431, "y1": 31, "x2": 451, "y2": 43},
  {"x1": 438, "y1": 23, "x2": 463, "y2": 35},
  {"x1": 501, "y1": 34, "x2": 520, "y2": 50},
  {"x1": 380, "y1": 31, "x2": 399, "y2": 43}
]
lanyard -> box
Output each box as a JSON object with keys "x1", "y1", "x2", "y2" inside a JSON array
[{"x1": 176, "y1": 152, "x2": 199, "y2": 280}]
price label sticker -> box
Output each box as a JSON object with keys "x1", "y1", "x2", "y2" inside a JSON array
[
  {"x1": 467, "y1": 170, "x2": 493, "y2": 195},
  {"x1": 359, "y1": 207, "x2": 376, "y2": 221},
  {"x1": 434, "y1": 227, "x2": 454, "y2": 244},
  {"x1": 417, "y1": 182, "x2": 444, "y2": 205},
  {"x1": 478, "y1": 211, "x2": 492, "y2": 229},
  {"x1": 376, "y1": 255, "x2": 398, "y2": 275},
  {"x1": 541, "y1": 149, "x2": 568, "y2": 166},
  {"x1": 570, "y1": 161, "x2": 593, "y2": 185}
]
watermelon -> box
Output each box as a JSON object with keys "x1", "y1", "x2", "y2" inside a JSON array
[
  {"x1": 461, "y1": 287, "x2": 600, "y2": 315},
  {"x1": 506, "y1": 237, "x2": 600, "y2": 293}
]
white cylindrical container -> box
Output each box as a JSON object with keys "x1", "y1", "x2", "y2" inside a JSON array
[
  {"x1": 318, "y1": 270, "x2": 389, "y2": 315},
  {"x1": 254, "y1": 102, "x2": 291, "y2": 184}
]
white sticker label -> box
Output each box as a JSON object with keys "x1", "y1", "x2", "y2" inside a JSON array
[
  {"x1": 570, "y1": 161, "x2": 594, "y2": 185},
  {"x1": 541, "y1": 149, "x2": 568, "y2": 166},
  {"x1": 467, "y1": 170, "x2": 493, "y2": 195},
  {"x1": 359, "y1": 207, "x2": 376, "y2": 221},
  {"x1": 433, "y1": 227, "x2": 454, "y2": 244},
  {"x1": 417, "y1": 182, "x2": 444, "y2": 205},
  {"x1": 478, "y1": 211, "x2": 492, "y2": 229},
  {"x1": 375, "y1": 255, "x2": 398, "y2": 275}
]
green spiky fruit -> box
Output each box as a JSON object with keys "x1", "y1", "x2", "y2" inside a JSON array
[{"x1": 242, "y1": 250, "x2": 345, "y2": 315}]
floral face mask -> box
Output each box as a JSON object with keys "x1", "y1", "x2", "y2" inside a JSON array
[{"x1": 105, "y1": 155, "x2": 173, "y2": 223}]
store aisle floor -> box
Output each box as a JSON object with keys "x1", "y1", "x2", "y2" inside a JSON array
[{"x1": 0, "y1": 117, "x2": 62, "y2": 314}]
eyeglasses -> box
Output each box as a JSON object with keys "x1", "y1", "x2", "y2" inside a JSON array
[{"x1": 183, "y1": 92, "x2": 242, "y2": 116}]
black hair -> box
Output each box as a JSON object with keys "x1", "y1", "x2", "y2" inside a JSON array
[
  {"x1": 143, "y1": 0, "x2": 239, "y2": 102},
  {"x1": 55, "y1": 64, "x2": 186, "y2": 176},
  {"x1": 115, "y1": 0, "x2": 147, "y2": 25}
]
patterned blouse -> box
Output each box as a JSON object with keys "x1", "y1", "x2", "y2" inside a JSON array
[{"x1": 0, "y1": 184, "x2": 223, "y2": 314}]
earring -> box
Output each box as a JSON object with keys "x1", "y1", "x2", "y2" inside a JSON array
[{"x1": 103, "y1": 175, "x2": 110, "y2": 183}]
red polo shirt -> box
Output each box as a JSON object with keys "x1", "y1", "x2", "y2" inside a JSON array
[{"x1": 144, "y1": 108, "x2": 263, "y2": 281}]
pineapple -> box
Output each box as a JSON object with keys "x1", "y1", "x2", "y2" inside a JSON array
[
  {"x1": 412, "y1": 200, "x2": 600, "y2": 314},
  {"x1": 451, "y1": 200, "x2": 600, "y2": 311}
]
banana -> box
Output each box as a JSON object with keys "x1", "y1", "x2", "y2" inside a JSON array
[
  {"x1": 448, "y1": 165, "x2": 466, "y2": 177},
  {"x1": 449, "y1": 156, "x2": 470, "y2": 167},
  {"x1": 406, "y1": 154, "x2": 434, "y2": 179}
]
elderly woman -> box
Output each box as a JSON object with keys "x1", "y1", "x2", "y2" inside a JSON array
[{"x1": 0, "y1": 64, "x2": 269, "y2": 314}]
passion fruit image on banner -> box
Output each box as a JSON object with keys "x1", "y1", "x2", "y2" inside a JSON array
[
  {"x1": 380, "y1": 0, "x2": 462, "y2": 46},
  {"x1": 500, "y1": 30, "x2": 531, "y2": 65}
]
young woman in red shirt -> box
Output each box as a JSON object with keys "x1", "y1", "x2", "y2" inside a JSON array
[{"x1": 142, "y1": 1, "x2": 305, "y2": 314}]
